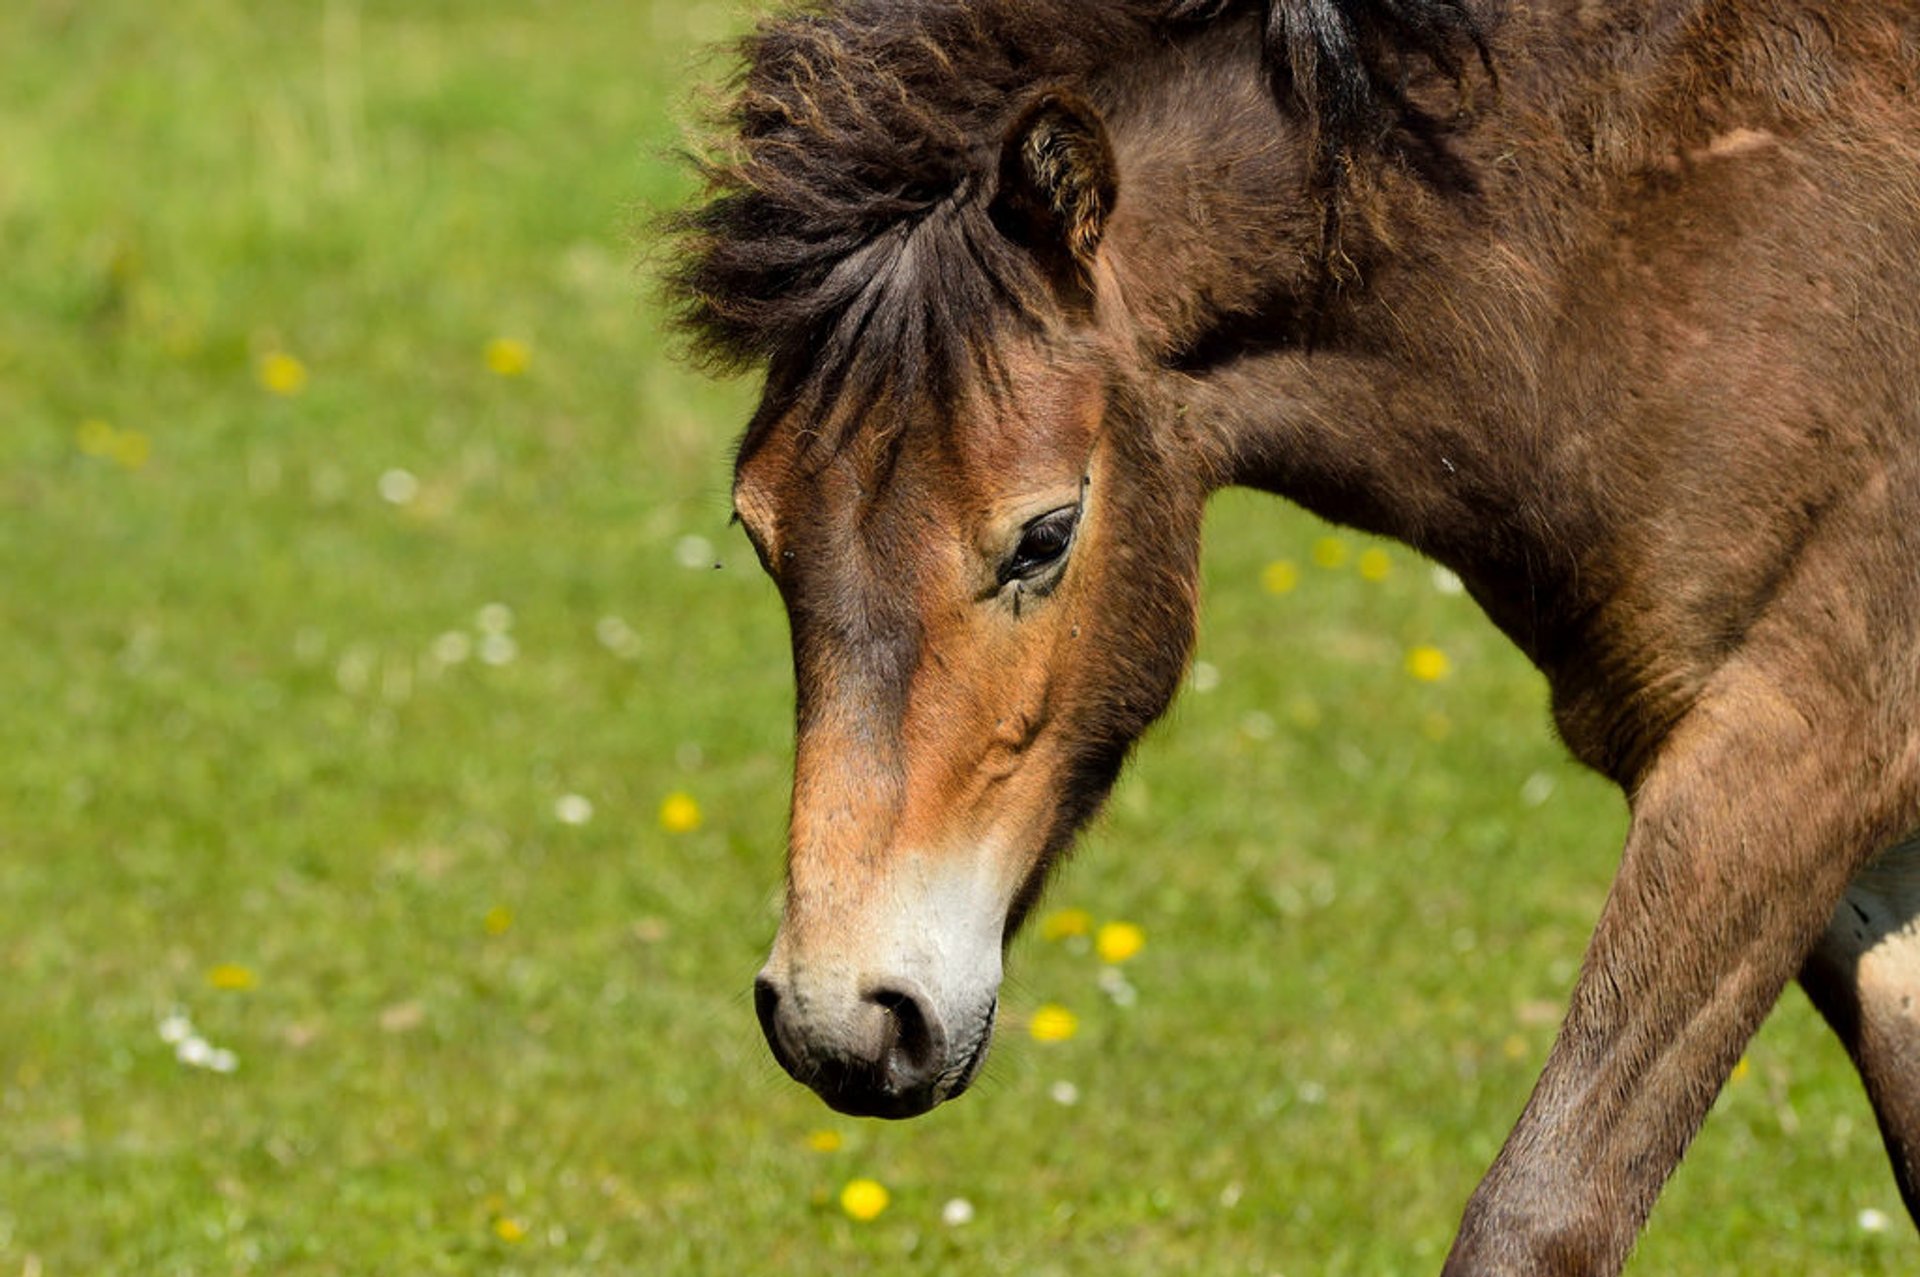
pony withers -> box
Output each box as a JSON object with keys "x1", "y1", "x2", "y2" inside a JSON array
[{"x1": 667, "y1": 1, "x2": 1920, "y2": 1271}]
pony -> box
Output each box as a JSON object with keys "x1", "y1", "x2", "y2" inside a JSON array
[{"x1": 666, "y1": 1, "x2": 1920, "y2": 1270}]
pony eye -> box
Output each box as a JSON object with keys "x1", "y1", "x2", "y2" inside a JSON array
[{"x1": 1002, "y1": 506, "x2": 1079, "y2": 584}]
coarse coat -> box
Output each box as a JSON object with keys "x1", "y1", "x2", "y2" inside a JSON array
[{"x1": 667, "y1": 1, "x2": 1920, "y2": 1271}]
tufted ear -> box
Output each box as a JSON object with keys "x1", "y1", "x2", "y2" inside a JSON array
[{"x1": 989, "y1": 89, "x2": 1117, "y2": 289}]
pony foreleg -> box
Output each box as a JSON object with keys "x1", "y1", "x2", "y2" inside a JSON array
[
  {"x1": 1799, "y1": 833, "x2": 1920, "y2": 1226},
  {"x1": 1440, "y1": 686, "x2": 1886, "y2": 1276}
]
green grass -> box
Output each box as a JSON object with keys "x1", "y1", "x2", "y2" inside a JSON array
[{"x1": 1, "y1": 2, "x2": 1912, "y2": 1273}]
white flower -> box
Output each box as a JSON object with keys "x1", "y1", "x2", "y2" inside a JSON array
[
  {"x1": 378, "y1": 469, "x2": 419, "y2": 505},
  {"x1": 941, "y1": 1198, "x2": 975, "y2": 1227},
  {"x1": 1858, "y1": 1208, "x2": 1890, "y2": 1233},
  {"x1": 431, "y1": 631, "x2": 472, "y2": 665},
  {"x1": 177, "y1": 1036, "x2": 215, "y2": 1067},
  {"x1": 1049, "y1": 1080, "x2": 1080, "y2": 1106},
  {"x1": 158, "y1": 1012, "x2": 193, "y2": 1045},
  {"x1": 674, "y1": 534, "x2": 715, "y2": 570},
  {"x1": 476, "y1": 603, "x2": 514, "y2": 634},
  {"x1": 478, "y1": 633, "x2": 518, "y2": 666},
  {"x1": 554, "y1": 794, "x2": 593, "y2": 826}
]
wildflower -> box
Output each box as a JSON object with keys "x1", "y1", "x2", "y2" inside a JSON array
[
  {"x1": 478, "y1": 634, "x2": 518, "y2": 666},
  {"x1": 1405, "y1": 646, "x2": 1451, "y2": 682},
  {"x1": 207, "y1": 964, "x2": 257, "y2": 991},
  {"x1": 806, "y1": 1129, "x2": 843, "y2": 1153},
  {"x1": 483, "y1": 905, "x2": 513, "y2": 935},
  {"x1": 1858, "y1": 1208, "x2": 1890, "y2": 1233},
  {"x1": 1049, "y1": 1080, "x2": 1080, "y2": 1106},
  {"x1": 1430, "y1": 566, "x2": 1466, "y2": 595},
  {"x1": 839, "y1": 1178, "x2": 889, "y2": 1222},
  {"x1": 431, "y1": 631, "x2": 472, "y2": 665},
  {"x1": 941, "y1": 1197, "x2": 975, "y2": 1226},
  {"x1": 554, "y1": 794, "x2": 593, "y2": 826},
  {"x1": 378, "y1": 468, "x2": 419, "y2": 505},
  {"x1": 1188, "y1": 660, "x2": 1221, "y2": 693},
  {"x1": 1311, "y1": 536, "x2": 1349, "y2": 570},
  {"x1": 109, "y1": 429, "x2": 151, "y2": 470},
  {"x1": 1260, "y1": 559, "x2": 1299, "y2": 595},
  {"x1": 1094, "y1": 921, "x2": 1145, "y2": 964},
  {"x1": 674, "y1": 534, "x2": 715, "y2": 570},
  {"x1": 76, "y1": 418, "x2": 116, "y2": 456},
  {"x1": 476, "y1": 603, "x2": 514, "y2": 634},
  {"x1": 258, "y1": 352, "x2": 308, "y2": 396},
  {"x1": 1357, "y1": 548, "x2": 1392, "y2": 581},
  {"x1": 1028, "y1": 1004, "x2": 1078, "y2": 1043},
  {"x1": 158, "y1": 1012, "x2": 193, "y2": 1044},
  {"x1": 659, "y1": 791, "x2": 702, "y2": 834},
  {"x1": 485, "y1": 337, "x2": 531, "y2": 377},
  {"x1": 1730, "y1": 1057, "x2": 1751, "y2": 1083},
  {"x1": 493, "y1": 1217, "x2": 528, "y2": 1243},
  {"x1": 1040, "y1": 908, "x2": 1092, "y2": 941}
]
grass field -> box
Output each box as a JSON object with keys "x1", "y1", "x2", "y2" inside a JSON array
[{"x1": 2, "y1": 3, "x2": 1915, "y2": 1273}]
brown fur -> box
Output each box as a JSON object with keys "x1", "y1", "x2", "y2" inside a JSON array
[{"x1": 670, "y1": 1, "x2": 1920, "y2": 1271}]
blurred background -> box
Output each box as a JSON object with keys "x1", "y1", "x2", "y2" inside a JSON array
[{"x1": 1, "y1": 2, "x2": 1911, "y2": 1272}]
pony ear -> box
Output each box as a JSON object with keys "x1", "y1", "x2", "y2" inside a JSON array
[{"x1": 990, "y1": 90, "x2": 1117, "y2": 284}]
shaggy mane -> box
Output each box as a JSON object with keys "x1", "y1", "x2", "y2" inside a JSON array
[{"x1": 664, "y1": 0, "x2": 1489, "y2": 414}]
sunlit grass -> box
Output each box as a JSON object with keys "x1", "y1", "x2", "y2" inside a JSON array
[{"x1": 0, "y1": 2, "x2": 1912, "y2": 1274}]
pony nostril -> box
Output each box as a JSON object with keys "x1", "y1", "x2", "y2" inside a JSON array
[
  {"x1": 754, "y1": 974, "x2": 802, "y2": 1077},
  {"x1": 864, "y1": 983, "x2": 944, "y2": 1080}
]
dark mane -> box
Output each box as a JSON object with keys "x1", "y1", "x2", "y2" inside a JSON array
[{"x1": 664, "y1": 0, "x2": 1490, "y2": 412}]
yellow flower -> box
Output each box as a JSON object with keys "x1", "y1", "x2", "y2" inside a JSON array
[
  {"x1": 207, "y1": 963, "x2": 257, "y2": 991},
  {"x1": 1028, "y1": 1004, "x2": 1078, "y2": 1043},
  {"x1": 1311, "y1": 536, "x2": 1349, "y2": 570},
  {"x1": 258, "y1": 352, "x2": 308, "y2": 396},
  {"x1": 1357, "y1": 548, "x2": 1392, "y2": 581},
  {"x1": 806, "y1": 1129, "x2": 843, "y2": 1153},
  {"x1": 493, "y1": 1217, "x2": 527, "y2": 1243},
  {"x1": 109, "y1": 429, "x2": 151, "y2": 471},
  {"x1": 483, "y1": 905, "x2": 513, "y2": 935},
  {"x1": 485, "y1": 337, "x2": 531, "y2": 377},
  {"x1": 1406, "y1": 646, "x2": 1451, "y2": 682},
  {"x1": 1094, "y1": 921, "x2": 1145, "y2": 964},
  {"x1": 76, "y1": 418, "x2": 117, "y2": 456},
  {"x1": 659, "y1": 791, "x2": 702, "y2": 834},
  {"x1": 1731, "y1": 1057, "x2": 1751, "y2": 1083},
  {"x1": 839, "y1": 1177, "x2": 889, "y2": 1222},
  {"x1": 1040, "y1": 907, "x2": 1092, "y2": 941},
  {"x1": 1259, "y1": 559, "x2": 1299, "y2": 595}
]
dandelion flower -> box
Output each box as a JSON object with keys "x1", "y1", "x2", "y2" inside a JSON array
[
  {"x1": 839, "y1": 1178, "x2": 889, "y2": 1222},
  {"x1": 554, "y1": 793, "x2": 593, "y2": 826},
  {"x1": 1094, "y1": 921, "x2": 1145, "y2": 964},
  {"x1": 1260, "y1": 559, "x2": 1299, "y2": 595},
  {"x1": 493, "y1": 1217, "x2": 528, "y2": 1243},
  {"x1": 659, "y1": 791, "x2": 702, "y2": 834},
  {"x1": 1311, "y1": 536, "x2": 1349, "y2": 570},
  {"x1": 1730, "y1": 1057, "x2": 1751, "y2": 1083},
  {"x1": 208, "y1": 963, "x2": 257, "y2": 991},
  {"x1": 485, "y1": 337, "x2": 531, "y2": 377},
  {"x1": 1405, "y1": 646, "x2": 1451, "y2": 682},
  {"x1": 1028, "y1": 1004, "x2": 1079, "y2": 1043},
  {"x1": 1859, "y1": 1208, "x2": 1890, "y2": 1233},
  {"x1": 941, "y1": 1197, "x2": 975, "y2": 1226},
  {"x1": 1357, "y1": 548, "x2": 1392, "y2": 581},
  {"x1": 1040, "y1": 908, "x2": 1092, "y2": 941},
  {"x1": 76, "y1": 418, "x2": 117, "y2": 456},
  {"x1": 806, "y1": 1129, "x2": 843, "y2": 1153},
  {"x1": 483, "y1": 905, "x2": 513, "y2": 935},
  {"x1": 259, "y1": 352, "x2": 308, "y2": 396}
]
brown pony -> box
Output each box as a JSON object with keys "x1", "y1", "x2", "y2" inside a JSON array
[{"x1": 667, "y1": 1, "x2": 1920, "y2": 1271}]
